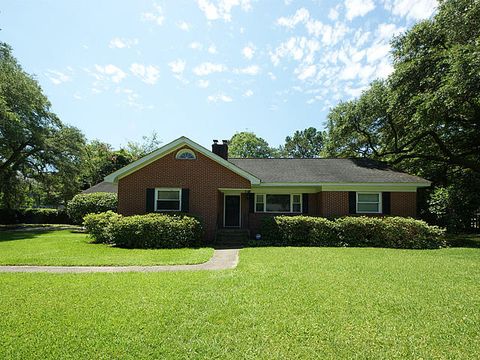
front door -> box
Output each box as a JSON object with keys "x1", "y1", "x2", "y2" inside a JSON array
[{"x1": 224, "y1": 195, "x2": 240, "y2": 227}]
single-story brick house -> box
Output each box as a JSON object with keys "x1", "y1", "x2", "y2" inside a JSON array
[{"x1": 93, "y1": 136, "x2": 430, "y2": 240}]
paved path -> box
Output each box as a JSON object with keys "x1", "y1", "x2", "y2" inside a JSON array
[{"x1": 0, "y1": 248, "x2": 239, "y2": 273}]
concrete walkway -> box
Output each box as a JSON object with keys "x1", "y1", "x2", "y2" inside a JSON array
[{"x1": 0, "y1": 248, "x2": 240, "y2": 273}]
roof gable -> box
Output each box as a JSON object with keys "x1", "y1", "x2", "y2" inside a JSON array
[{"x1": 104, "y1": 137, "x2": 260, "y2": 184}]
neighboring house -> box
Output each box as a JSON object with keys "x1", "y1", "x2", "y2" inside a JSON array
[{"x1": 91, "y1": 136, "x2": 430, "y2": 240}]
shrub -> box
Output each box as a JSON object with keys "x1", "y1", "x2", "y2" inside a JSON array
[
  {"x1": 67, "y1": 192, "x2": 118, "y2": 224},
  {"x1": 83, "y1": 211, "x2": 121, "y2": 244},
  {"x1": 84, "y1": 212, "x2": 203, "y2": 248},
  {"x1": 0, "y1": 208, "x2": 70, "y2": 224},
  {"x1": 258, "y1": 215, "x2": 445, "y2": 249},
  {"x1": 336, "y1": 217, "x2": 387, "y2": 247}
]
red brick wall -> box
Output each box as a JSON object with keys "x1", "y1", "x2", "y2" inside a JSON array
[
  {"x1": 391, "y1": 192, "x2": 417, "y2": 217},
  {"x1": 117, "y1": 146, "x2": 251, "y2": 240},
  {"x1": 320, "y1": 191, "x2": 349, "y2": 217}
]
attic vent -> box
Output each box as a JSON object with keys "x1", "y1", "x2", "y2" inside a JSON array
[{"x1": 176, "y1": 149, "x2": 196, "y2": 160}]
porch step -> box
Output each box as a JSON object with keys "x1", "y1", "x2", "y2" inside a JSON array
[{"x1": 215, "y1": 229, "x2": 249, "y2": 247}]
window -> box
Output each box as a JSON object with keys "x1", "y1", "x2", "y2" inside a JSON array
[
  {"x1": 155, "y1": 188, "x2": 181, "y2": 211},
  {"x1": 255, "y1": 194, "x2": 264, "y2": 212},
  {"x1": 356, "y1": 192, "x2": 381, "y2": 213},
  {"x1": 292, "y1": 194, "x2": 302, "y2": 213},
  {"x1": 255, "y1": 194, "x2": 302, "y2": 213},
  {"x1": 176, "y1": 149, "x2": 196, "y2": 160}
]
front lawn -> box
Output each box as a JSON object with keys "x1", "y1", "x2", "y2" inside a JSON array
[
  {"x1": 0, "y1": 230, "x2": 213, "y2": 266},
  {"x1": 0, "y1": 246, "x2": 479, "y2": 359}
]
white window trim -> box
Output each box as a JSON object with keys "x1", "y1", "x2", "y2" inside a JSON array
[
  {"x1": 154, "y1": 188, "x2": 182, "y2": 212},
  {"x1": 175, "y1": 148, "x2": 196, "y2": 160},
  {"x1": 254, "y1": 194, "x2": 302, "y2": 213},
  {"x1": 356, "y1": 192, "x2": 382, "y2": 214}
]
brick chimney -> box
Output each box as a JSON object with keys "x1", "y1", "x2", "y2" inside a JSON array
[{"x1": 212, "y1": 139, "x2": 228, "y2": 160}]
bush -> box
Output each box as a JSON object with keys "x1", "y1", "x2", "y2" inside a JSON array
[
  {"x1": 67, "y1": 192, "x2": 118, "y2": 224},
  {"x1": 83, "y1": 211, "x2": 121, "y2": 244},
  {"x1": 0, "y1": 208, "x2": 70, "y2": 224},
  {"x1": 258, "y1": 215, "x2": 445, "y2": 249},
  {"x1": 84, "y1": 212, "x2": 203, "y2": 248}
]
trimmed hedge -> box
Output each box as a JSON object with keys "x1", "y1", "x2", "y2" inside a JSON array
[
  {"x1": 83, "y1": 212, "x2": 203, "y2": 248},
  {"x1": 258, "y1": 215, "x2": 445, "y2": 249},
  {"x1": 0, "y1": 208, "x2": 70, "y2": 225},
  {"x1": 83, "y1": 211, "x2": 121, "y2": 244},
  {"x1": 67, "y1": 192, "x2": 118, "y2": 224}
]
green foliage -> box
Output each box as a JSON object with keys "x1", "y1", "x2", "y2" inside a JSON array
[
  {"x1": 323, "y1": 0, "x2": 480, "y2": 227},
  {"x1": 83, "y1": 211, "x2": 121, "y2": 244},
  {"x1": 66, "y1": 192, "x2": 118, "y2": 224},
  {"x1": 84, "y1": 212, "x2": 203, "y2": 248},
  {"x1": 281, "y1": 127, "x2": 324, "y2": 158},
  {"x1": 229, "y1": 131, "x2": 278, "y2": 158},
  {"x1": 259, "y1": 215, "x2": 445, "y2": 249},
  {"x1": 325, "y1": 0, "x2": 480, "y2": 173},
  {"x1": 428, "y1": 183, "x2": 480, "y2": 232},
  {"x1": 0, "y1": 208, "x2": 70, "y2": 224},
  {"x1": 124, "y1": 131, "x2": 162, "y2": 160},
  {"x1": 0, "y1": 43, "x2": 85, "y2": 208},
  {"x1": 258, "y1": 216, "x2": 337, "y2": 246}
]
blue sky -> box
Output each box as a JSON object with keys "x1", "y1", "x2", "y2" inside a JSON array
[{"x1": 2, "y1": 0, "x2": 437, "y2": 149}]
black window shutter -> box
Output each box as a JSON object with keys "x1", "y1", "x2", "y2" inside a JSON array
[
  {"x1": 382, "y1": 192, "x2": 391, "y2": 215},
  {"x1": 302, "y1": 194, "x2": 309, "y2": 214},
  {"x1": 248, "y1": 193, "x2": 255, "y2": 213},
  {"x1": 146, "y1": 188, "x2": 155, "y2": 213},
  {"x1": 181, "y1": 188, "x2": 190, "y2": 212},
  {"x1": 348, "y1": 192, "x2": 356, "y2": 214}
]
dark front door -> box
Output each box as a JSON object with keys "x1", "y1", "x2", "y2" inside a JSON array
[{"x1": 224, "y1": 195, "x2": 240, "y2": 227}]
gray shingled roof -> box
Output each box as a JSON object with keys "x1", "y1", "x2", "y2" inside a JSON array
[
  {"x1": 228, "y1": 158, "x2": 430, "y2": 184},
  {"x1": 82, "y1": 181, "x2": 118, "y2": 194}
]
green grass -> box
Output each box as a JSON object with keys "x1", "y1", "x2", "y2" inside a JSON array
[
  {"x1": 0, "y1": 230, "x2": 213, "y2": 266},
  {"x1": 1, "y1": 246, "x2": 479, "y2": 359}
]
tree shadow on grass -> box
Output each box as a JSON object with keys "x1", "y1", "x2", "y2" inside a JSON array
[
  {"x1": 0, "y1": 230, "x2": 58, "y2": 243},
  {"x1": 446, "y1": 233, "x2": 480, "y2": 248}
]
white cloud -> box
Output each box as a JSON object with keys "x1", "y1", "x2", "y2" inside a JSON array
[
  {"x1": 344, "y1": 0, "x2": 375, "y2": 20},
  {"x1": 376, "y1": 23, "x2": 405, "y2": 41},
  {"x1": 109, "y1": 37, "x2": 139, "y2": 49},
  {"x1": 244, "y1": 89, "x2": 254, "y2": 97},
  {"x1": 176, "y1": 21, "x2": 191, "y2": 31},
  {"x1": 296, "y1": 64, "x2": 316, "y2": 80},
  {"x1": 242, "y1": 44, "x2": 255, "y2": 60},
  {"x1": 196, "y1": 0, "x2": 252, "y2": 22},
  {"x1": 116, "y1": 87, "x2": 153, "y2": 110},
  {"x1": 207, "y1": 93, "x2": 233, "y2": 102},
  {"x1": 193, "y1": 62, "x2": 227, "y2": 76},
  {"x1": 276, "y1": 8, "x2": 348, "y2": 46},
  {"x1": 189, "y1": 42, "x2": 203, "y2": 50},
  {"x1": 328, "y1": 6, "x2": 340, "y2": 21},
  {"x1": 306, "y1": 20, "x2": 349, "y2": 46},
  {"x1": 234, "y1": 65, "x2": 260, "y2": 75},
  {"x1": 268, "y1": 72, "x2": 277, "y2": 80},
  {"x1": 45, "y1": 69, "x2": 71, "y2": 85},
  {"x1": 384, "y1": 0, "x2": 437, "y2": 20},
  {"x1": 208, "y1": 44, "x2": 217, "y2": 54},
  {"x1": 169, "y1": 59, "x2": 186, "y2": 75},
  {"x1": 141, "y1": 2, "x2": 164, "y2": 25},
  {"x1": 277, "y1": 7, "x2": 310, "y2": 28},
  {"x1": 94, "y1": 64, "x2": 127, "y2": 83},
  {"x1": 129, "y1": 63, "x2": 160, "y2": 84},
  {"x1": 197, "y1": 79, "x2": 210, "y2": 88},
  {"x1": 270, "y1": 37, "x2": 320, "y2": 66}
]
